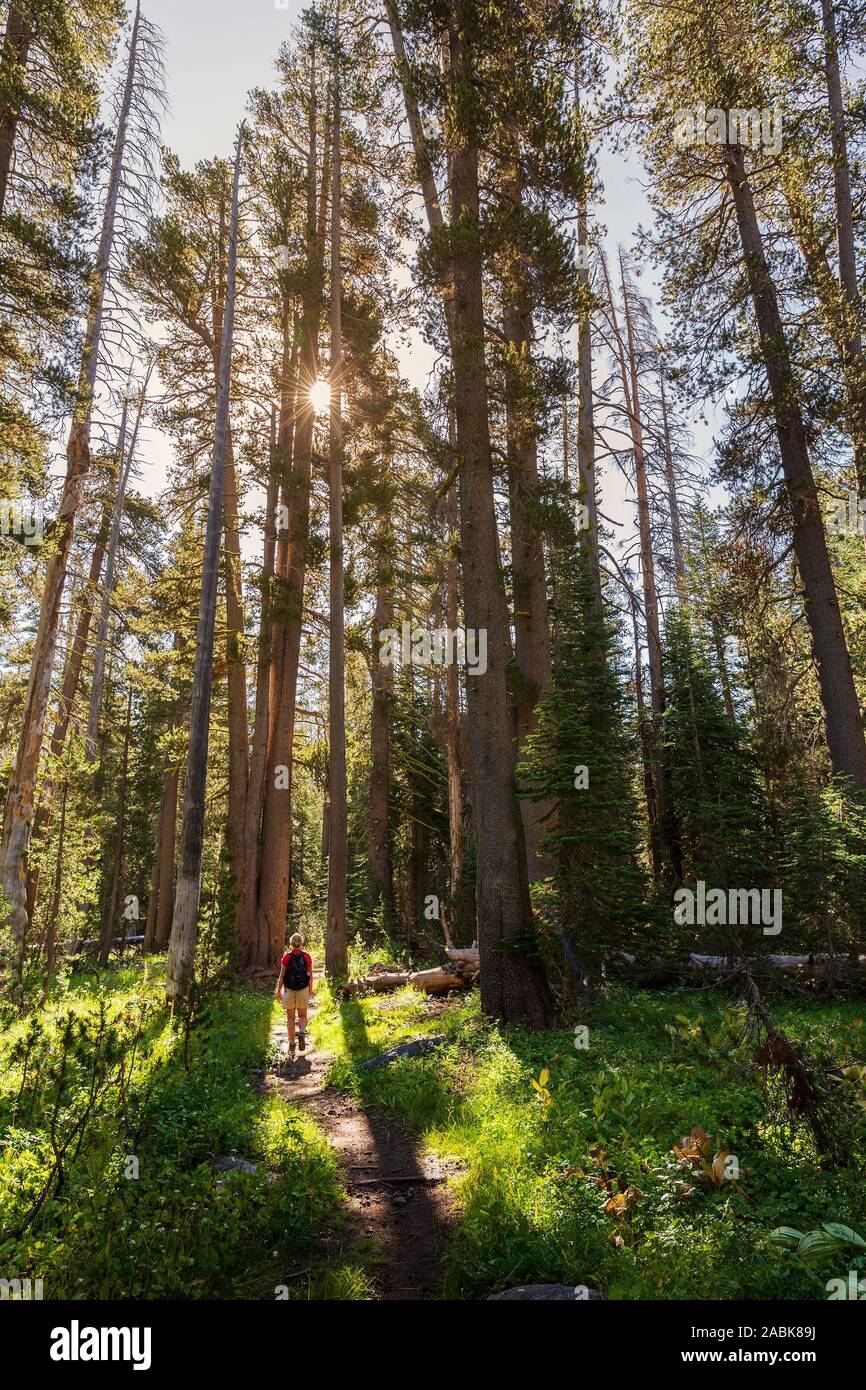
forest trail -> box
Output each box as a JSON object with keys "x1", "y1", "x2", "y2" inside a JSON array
[{"x1": 257, "y1": 970, "x2": 457, "y2": 1299}]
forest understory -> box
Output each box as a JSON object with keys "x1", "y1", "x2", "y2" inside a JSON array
[{"x1": 2, "y1": 941, "x2": 866, "y2": 1301}]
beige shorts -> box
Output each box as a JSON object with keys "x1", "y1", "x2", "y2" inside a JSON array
[{"x1": 281, "y1": 987, "x2": 310, "y2": 1009}]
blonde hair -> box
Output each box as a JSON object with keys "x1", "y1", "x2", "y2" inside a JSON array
[{"x1": 290, "y1": 932, "x2": 304, "y2": 948}]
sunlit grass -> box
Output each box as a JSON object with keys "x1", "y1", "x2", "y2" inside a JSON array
[{"x1": 314, "y1": 981, "x2": 866, "y2": 1300}]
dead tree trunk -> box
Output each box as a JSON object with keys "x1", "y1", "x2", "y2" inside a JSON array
[
  {"x1": 85, "y1": 368, "x2": 150, "y2": 761},
  {"x1": 166, "y1": 123, "x2": 244, "y2": 1004}
]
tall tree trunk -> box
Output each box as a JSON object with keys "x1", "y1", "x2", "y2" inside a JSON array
[
  {"x1": 166, "y1": 123, "x2": 244, "y2": 1003},
  {"x1": 601, "y1": 249, "x2": 670, "y2": 877},
  {"x1": 574, "y1": 75, "x2": 603, "y2": 615},
  {"x1": 442, "y1": 464, "x2": 466, "y2": 931},
  {"x1": 659, "y1": 374, "x2": 688, "y2": 599},
  {"x1": 724, "y1": 143, "x2": 866, "y2": 787},
  {"x1": 154, "y1": 759, "x2": 179, "y2": 949},
  {"x1": 0, "y1": 2, "x2": 141, "y2": 943},
  {"x1": 40, "y1": 778, "x2": 67, "y2": 1003},
  {"x1": 0, "y1": 1, "x2": 32, "y2": 217},
  {"x1": 239, "y1": 408, "x2": 279, "y2": 966},
  {"x1": 258, "y1": 54, "x2": 323, "y2": 969},
  {"x1": 211, "y1": 189, "x2": 249, "y2": 938},
  {"x1": 501, "y1": 168, "x2": 552, "y2": 882},
  {"x1": 85, "y1": 369, "x2": 150, "y2": 761},
  {"x1": 632, "y1": 596, "x2": 661, "y2": 874},
  {"x1": 368, "y1": 538, "x2": 395, "y2": 922},
  {"x1": 442, "y1": 5, "x2": 551, "y2": 1026},
  {"x1": 143, "y1": 797, "x2": 163, "y2": 952},
  {"x1": 100, "y1": 688, "x2": 132, "y2": 967},
  {"x1": 383, "y1": 0, "x2": 445, "y2": 231},
  {"x1": 385, "y1": 0, "x2": 551, "y2": 1023},
  {"x1": 326, "y1": 49, "x2": 348, "y2": 979}
]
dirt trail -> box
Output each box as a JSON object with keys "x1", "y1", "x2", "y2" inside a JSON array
[{"x1": 258, "y1": 970, "x2": 457, "y2": 1300}]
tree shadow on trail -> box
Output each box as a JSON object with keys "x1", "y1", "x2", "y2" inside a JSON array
[{"x1": 307, "y1": 994, "x2": 456, "y2": 1299}]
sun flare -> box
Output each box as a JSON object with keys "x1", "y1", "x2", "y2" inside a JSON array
[{"x1": 309, "y1": 377, "x2": 331, "y2": 415}]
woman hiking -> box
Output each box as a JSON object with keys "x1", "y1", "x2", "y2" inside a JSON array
[{"x1": 275, "y1": 932, "x2": 314, "y2": 1060}]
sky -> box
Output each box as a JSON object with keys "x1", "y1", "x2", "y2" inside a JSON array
[{"x1": 134, "y1": 0, "x2": 704, "y2": 553}]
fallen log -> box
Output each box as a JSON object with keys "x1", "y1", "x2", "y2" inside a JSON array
[
  {"x1": 342, "y1": 970, "x2": 412, "y2": 997},
  {"x1": 445, "y1": 947, "x2": 480, "y2": 966},
  {"x1": 358, "y1": 1035, "x2": 447, "y2": 1069},
  {"x1": 409, "y1": 965, "x2": 477, "y2": 994},
  {"x1": 610, "y1": 952, "x2": 866, "y2": 988}
]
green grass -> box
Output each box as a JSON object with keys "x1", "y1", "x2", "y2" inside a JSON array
[
  {"x1": 0, "y1": 961, "x2": 347, "y2": 1299},
  {"x1": 4, "y1": 957, "x2": 863, "y2": 1301},
  {"x1": 313, "y1": 980, "x2": 866, "y2": 1300}
]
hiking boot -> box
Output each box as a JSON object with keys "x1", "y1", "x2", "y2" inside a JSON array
[
  {"x1": 288, "y1": 1039, "x2": 296, "y2": 1061},
  {"x1": 297, "y1": 1031, "x2": 306, "y2": 1054}
]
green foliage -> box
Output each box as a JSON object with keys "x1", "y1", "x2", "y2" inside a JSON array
[
  {"x1": 522, "y1": 548, "x2": 653, "y2": 976},
  {"x1": 0, "y1": 966, "x2": 343, "y2": 1298},
  {"x1": 662, "y1": 607, "x2": 776, "y2": 899}
]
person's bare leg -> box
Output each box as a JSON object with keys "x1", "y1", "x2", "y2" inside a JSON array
[{"x1": 297, "y1": 1006, "x2": 308, "y2": 1052}]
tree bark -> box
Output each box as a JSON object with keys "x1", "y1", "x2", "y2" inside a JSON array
[
  {"x1": 501, "y1": 168, "x2": 552, "y2": 882},
  {"x1": 100, "y1": 688, "x2": 132, "y2": 967},
  {"x1": 239, "y1": 408, "x2": 279, "y2": 965},
  {"x1": 574, "y1": 77, "x2": 603, "y2": 615},
  {"x1": 85, "y1": 370, "x2": 150, "y2": 761},
  {"x1": 154, "y1": 759, "x2": 179, "y2": 949},
  {"x1": 258, "y1": 53, "x2": 324, "y2": 969},
  {"x1": 442, "y1": 5, "x2": 551, "y2": 1026},
  {"x1": 40, "y1": 778, "x2": 67, "y2": 1002},
  {"x1": 724, "y1": 143, "x2": 866, "y2": 787},
  {"x1": 166, "y1": 122, "x2": 244, "y2": 1003},
  {"x1": 211, "y1": 189, "x2": 249, "y2": 937},
  {"x1": 659, "y1": 374, "x2": 688, "y2": 599},
  {"x1": 602, "y1": 249, "x2": 669, "y2": 876},
  {"x1": 326, "y1": 47, "x2": 348, "y2": 979},
  {"x1": 368, "y1": 542, "x2": 395, "y2": 922},
  {"x1": 442, "y1": 460, "x2": 466, "y2": 931},
  {"x1": 385, "y1": 0, "x2": 552, "y2": 1024}
]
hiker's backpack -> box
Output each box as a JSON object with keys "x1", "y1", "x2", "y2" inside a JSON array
[{"x1": 285, "y1": 951, "x2": 309, "y2": 991}]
